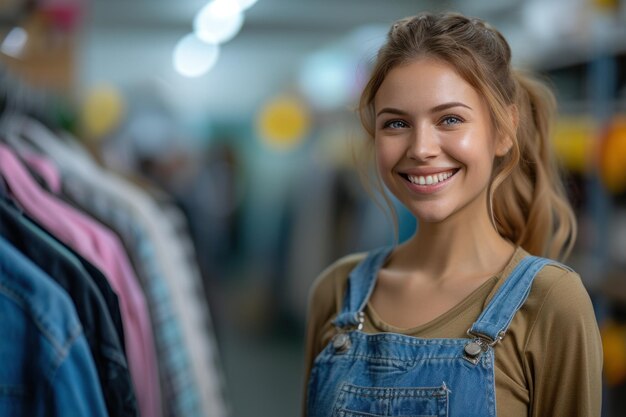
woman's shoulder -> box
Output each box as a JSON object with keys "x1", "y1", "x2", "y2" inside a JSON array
[
  {"x1": 490, "y1": 248, "x2": 596, "y2": 333},
  {"x1": 528, "y1": 257, "x2": 588, "y2": 303},
  {"x1": 512, "y1": 253, "x2": 597, "y2": 331},
  {"x1": 531, "y1": 260, "x2": 580, "y2": 293},
  {"x1": 499, "y1": 248, "x2": 587, "y2": 303},
  {"x1": 309, "y1": 252, "x2": 368, "y2": 302}
]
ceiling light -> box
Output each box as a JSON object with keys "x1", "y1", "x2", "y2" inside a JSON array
[
  {"x1": 173, "y1": 33, "x2": 220, "y2": 78},
  {"x1": 194, "y1": 0, "x2": 245, "y2": 44},
  {"x1": 1, "y1": 27, "x2": 28, "y2": 58}
]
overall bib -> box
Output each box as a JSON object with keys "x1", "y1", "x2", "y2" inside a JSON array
[{"x1": 307, "y1": 247, "x2": 567, "y2": 417}]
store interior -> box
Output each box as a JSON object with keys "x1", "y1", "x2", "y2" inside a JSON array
[{"x1": 1, "y1": 0, "x2": 626, "y2": 416}]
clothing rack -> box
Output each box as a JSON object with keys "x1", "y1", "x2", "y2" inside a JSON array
[{"x1": 0, "y1": 73, "x2": 229, "y2": 417}]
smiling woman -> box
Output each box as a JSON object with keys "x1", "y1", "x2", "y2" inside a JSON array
[{"x1": 303, "y1": 11, "x2": 602, "y2": 417}]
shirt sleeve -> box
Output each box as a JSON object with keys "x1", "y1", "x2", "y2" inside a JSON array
[
  {"x1": 302, "y1": 273, "x2": 334, "y2": 417},
  {"x1": 524, "y1": 270, "x2": 603, "y2": 417},
  {"x1": 301, "y1": 255, "x2": 358, "y2": 417}
]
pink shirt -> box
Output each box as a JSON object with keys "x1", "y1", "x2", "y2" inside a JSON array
[{"x1": 0, "y1": 145, "x2": 162, "y2": 417}]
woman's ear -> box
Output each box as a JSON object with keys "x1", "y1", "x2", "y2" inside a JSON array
[
  {"x1": 495, "y1": 135, "x2": 513, "y2": 157},
  {"x1": 495, "y1": 105, "x2": 518, "y2": 157}
]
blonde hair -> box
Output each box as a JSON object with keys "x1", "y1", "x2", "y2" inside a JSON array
[{"x1": 357, "y1": 12, "x2": 576, "y2": 261}]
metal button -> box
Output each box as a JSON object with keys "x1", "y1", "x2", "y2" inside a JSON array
[
  {"x1": 464, "y1": 341, "x2": 483, "y2": 357},
  {"x1": 332, "y1": 333, "x2": 351, "y2": 352}
]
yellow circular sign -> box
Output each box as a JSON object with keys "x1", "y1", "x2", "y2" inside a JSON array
[
  {"x1": 80, "y1": 84, "x2": 125, "y2": 142},
  {"x1": 256, "y1": 96, "x2": 311, "y2": 151}
]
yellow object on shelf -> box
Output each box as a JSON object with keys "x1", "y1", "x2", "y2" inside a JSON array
[
  {"x1": 602, "y1": 321, "x2": 626, "y2": 386},
  {"x1": 592, "y1": 0, "x2": 619, "y2": 11},
  {"x1": 600, "y1": 116, "x2": 626, "y2": 194},
  {"x1": 552, "y1": 116, "x2": 595, "y2": 174}
]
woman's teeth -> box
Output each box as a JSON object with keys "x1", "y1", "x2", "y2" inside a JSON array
[{"x1": 407, "y1": 170, "x2": 456, "y2": 185}]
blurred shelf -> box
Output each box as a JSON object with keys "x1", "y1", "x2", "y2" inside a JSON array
[{"x1": 531, "y1": 22, "x2": 626, "y2": 72}]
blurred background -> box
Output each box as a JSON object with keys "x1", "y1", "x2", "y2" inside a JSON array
[{"x1": 0, "y1": 0, "x2": 625, "y2": 416}]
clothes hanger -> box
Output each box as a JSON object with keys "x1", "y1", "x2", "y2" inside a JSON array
[{"x1": 0, "y1": 70, "x2": 55, "y2": 193}]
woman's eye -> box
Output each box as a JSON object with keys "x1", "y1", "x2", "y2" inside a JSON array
[
  {"x1": 440, "y1": 115, "x2": 463, "y2": 126},
  {"x1": 384, "y1": 120, "x2": 408, "y2": 129}
]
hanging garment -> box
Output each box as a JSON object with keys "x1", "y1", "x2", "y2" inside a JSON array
[
  {"x1": 63, "y1": 158, "x2": 227, "y2": 417},
  {"x1": 17, "y1": 116, "x2": 228, "y2": 417},
  {"x1": 307, "y1": 247, "x2": 566, "y2": 417},
  {"x1": 11, "y1": 152, "x2": 124, "y2": 349},
  {"x1": 0, "y1": 236, "x2": 108, "y2": 417},
  {"x1": 0, "y1": 144, "x2": 161, "y2": 417},
  {"x1": 0, "y1": 198, "x2": 138, "y2": 417}
]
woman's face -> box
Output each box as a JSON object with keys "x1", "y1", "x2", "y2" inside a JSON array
[{"x1": 374, "y1": 57, "x2": 508, "y2": 225}]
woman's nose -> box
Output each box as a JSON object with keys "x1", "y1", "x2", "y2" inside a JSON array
[{"x1": 406, "y1": 126, "x2": 440, "y2": 161}]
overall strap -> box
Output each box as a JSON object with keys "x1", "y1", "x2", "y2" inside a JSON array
[
  {"x1": 469, "y1": 255, "x2": 572, "y2": 342},
  {"x1": 333, "y1": 246, "x2": 394, "y2": 330}
]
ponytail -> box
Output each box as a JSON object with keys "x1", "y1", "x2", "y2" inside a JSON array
[{"x1": 491, "y1": 72, "x2": 576, "y2": 261}]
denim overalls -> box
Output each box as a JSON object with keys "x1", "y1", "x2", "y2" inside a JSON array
[{"x1": 307, "y1": 246, "x2": 566, "y2": 417}]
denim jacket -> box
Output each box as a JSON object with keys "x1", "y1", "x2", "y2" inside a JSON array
[
  {"x1": 0, "y1": 199, "x2": 137, "y2": 416},
  {"x1": 0, "y1": 237, "x2": 108, "y2": 417}
]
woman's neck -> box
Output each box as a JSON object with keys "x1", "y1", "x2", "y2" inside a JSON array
[{"x1": 393, "y1": 207, "x2": 515, "y2": 282}]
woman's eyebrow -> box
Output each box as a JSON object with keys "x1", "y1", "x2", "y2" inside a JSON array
[
  {"x1": 376, "y1": 102, "x2": 472, "y2": 117},
  {"x1": 376, "y1": 107, "x2": 409, "y2": 117},
  {"x1": 430, "y1": 102, "x2": 472, "y2": 113}
]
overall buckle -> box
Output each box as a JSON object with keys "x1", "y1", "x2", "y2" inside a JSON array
[
  {"x1": 332, "y1": 312, "x2": 365, "y2": 353},
  {"x1": 463, "y1": 329, "x2": 505, "y2": 364}
]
